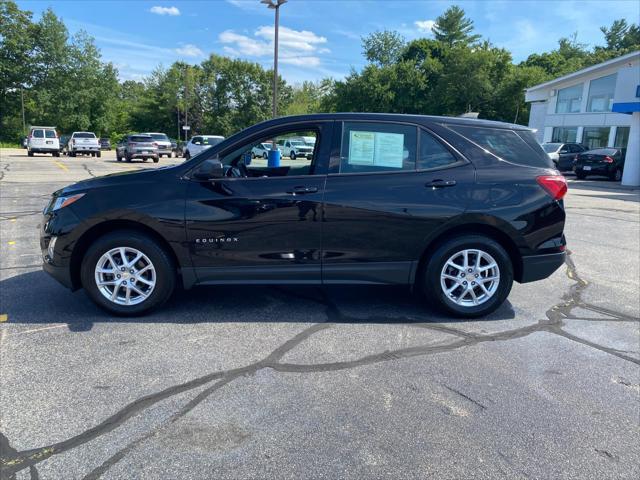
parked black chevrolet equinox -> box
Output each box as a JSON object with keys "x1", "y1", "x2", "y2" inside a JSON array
[{"x1": 41, "y1": 114, "x2": 567, "y2": 317}]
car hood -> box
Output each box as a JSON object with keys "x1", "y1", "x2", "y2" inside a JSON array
[{"x1": 59, "y1": 167, "x2": 174, "y2": 194}]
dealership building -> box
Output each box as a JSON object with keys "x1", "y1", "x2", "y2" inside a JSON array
[{"x1": 525, "y1": 50, "x2": 640, "y2": 186}]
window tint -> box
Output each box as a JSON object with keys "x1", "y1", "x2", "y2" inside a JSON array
[
  {"x1": 45, "y1": 130, "x2": 57, "y2": 138},
  {"x1": 418, "y1": 130, "x2": 457, "y2": 170},
  {"x1": 449, "y1": 125, "x2": 552, "y2": 168},
  {"x1": 191, "y1": 136, "x2": 202, "y2": 144},
  {"x1": 568, "y1": 144, "x2": 582, "y2": 153},
  {"x1": 339, "y1": 122, "x2": 416, "y2": 174},
  {"x1": 32, "y1": 130, "x2": 44, "y2": 138}
]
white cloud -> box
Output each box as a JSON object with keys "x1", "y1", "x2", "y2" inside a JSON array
[
  {"x1": 175, "y1": 44, "x2": 204, "y2": 57},
  {"x1": 218, "y1": 25, "x2": 328, "y2": 70},
  {"x1": 150, "y1": 6, "x2": 180, "y2": 16},
  {"x1": 414, "y1": 20, "x2": 436, "y2": 33}
]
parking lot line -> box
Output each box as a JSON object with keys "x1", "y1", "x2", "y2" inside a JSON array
[
  {"x1": 7, "y1": 241, "x2": 16, "y2": 245},
  {"x1": 0, "y1": 314, "x2": 7, "y2": 322},
  {"x1": 53, "y1": 161, "x2": 69, "y2": 171},
  {"x1": 7, "y1": 324, "x2": 67, "y2": 336}
]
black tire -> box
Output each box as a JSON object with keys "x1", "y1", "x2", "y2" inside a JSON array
[
  {"x1": 290, "y1": 151, "x2": 296, "y2": 160},
  {"x1": 575, "y1": 172, "x2": 586, "y2": 180},
  {"x1": 80, "y1": 230, "x2": 176, "y2": 316},
  {"x1": 251, "y1": 152, "x2": 256, "y2": 159},
  {"x1": 54, "y1": 151, "x2": 60, "y2": 157},
  {"x1": 610, "y1": 168, "x2": 622, "y2": 182},
  {"x1": 28, "y1": 150, "x2": 34, "y2": 157},
  {"x1": 185, "y1": 150, "x2": 190, "y2": 161},
  {"x1": 97, "y1": 151, "x2": 101, "y2": 158},
  {"x1": 153, "y1": 157, "x2": 159, "y2": 163},
  {"x1": 142, "y1": 158, "x2": 148, "y2": 162},
  {"x1": 69, "y1": 151, "x2": 75, "y2": 157},
  {"x1": 126, "y1": 154, "x2": 132, "y2": 162},
  {"x1": 420, "y1": 235, "x2": 513, "y2": 318},
  {"x1": 263, "y1": 152, "x2": 267, "y2": 159}
]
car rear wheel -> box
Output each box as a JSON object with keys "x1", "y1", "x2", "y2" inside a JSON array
[
  {"x1": 125, "y1": 154, "x2": 132, "y2": 162},
  {"x1": 153, "y1": 157, "x2": 159, "y2": 163},
  {"x1": 421, "y1": 235, "x2": 513, "y2": 318},
  {"x1": 263, "y1": 152, "x2": 268, "y2": 159},
  {"x1": 97, "y1": 151, "x2": 101, "y2": 158},
  {"x1": 28, "y1": 150, "x2": 34, "y2": 157},
  {"x1": 290, "y1": 151, "x2": 296, "y2": 160},
  {"x1": 80, "y1": 231, "x2": 176, "y2": 316},
  {"x1": 610, "y1": 168, "x2": 622, "y2": 182}
]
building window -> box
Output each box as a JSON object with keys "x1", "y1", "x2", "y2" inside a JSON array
[
  {"x1": 551, "y1": 127, "x2": 578, "y2": 143},
  {"x1": 586, "y1": 73, "x2": 617, "y2": 112},
  {"x1": 614, "y1": 127, "x2": 630, "y2": 148},
  {"x1": 582, "y1": 127, "x2": 610, "y2": 149},
  {"x1": 555, "y1": 84, "x2": 583, "y2": 113}
]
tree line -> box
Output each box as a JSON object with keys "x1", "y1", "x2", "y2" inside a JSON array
[{"x1": 1, "y1": 1, "x2": 638, "y2": 145}]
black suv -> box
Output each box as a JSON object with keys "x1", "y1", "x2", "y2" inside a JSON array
[{"x1": 41, "y1": 114, "x2": 567, "y2": 317}]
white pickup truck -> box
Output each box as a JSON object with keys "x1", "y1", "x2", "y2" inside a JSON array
[{"x1": 68, "y1": 132, "x2": 101, "y2": 157}]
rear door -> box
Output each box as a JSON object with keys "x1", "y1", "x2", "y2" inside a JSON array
[
  {"x1": 322, "y1": 120, "x2": 475, "y2": 285},
  {"x1": 30, "y1": 129, "x2": 45, "y2": 149}
]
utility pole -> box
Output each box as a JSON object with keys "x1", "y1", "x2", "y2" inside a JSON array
[
  {"x1": 261, "y1": 0, "x2": 287, "y2": 119},
  {"x1": 20, "y1": 86, "x2": 26, "y2": 135}
]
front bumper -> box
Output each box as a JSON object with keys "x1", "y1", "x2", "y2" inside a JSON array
[
  {"x1": 519, "y1": 251, "x2": 566, "y2": 283},
  {"x1": 40, "y1": 208, "x2": 81, "y2": 290},
  {"x1": 131, "y1": 151, "x2": 159, "y2": 159}
]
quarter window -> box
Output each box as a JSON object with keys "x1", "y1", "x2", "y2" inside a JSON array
[
  {"x1": 339, "y1": 122, "x2": 417, "y2": 174},
  {"x1": 45, "y1": 130, "x2": 57, "y2": 138},
  {"x1": 32, "y1": 130, "x2": 44, "y2": 138},
  {"x1": 555, "y1": 84, "x2": 583, "y2": 113},
  {"x1": 587, "y1": 74, "x2": 617, "y2": 112},
  {"x1": 418, "y1": 130, "x2": 457, "y2": 170}
]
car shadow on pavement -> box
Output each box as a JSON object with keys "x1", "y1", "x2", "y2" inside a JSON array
[{"x1": 0, "y1": 270, "x2": 516, "y2": 331}]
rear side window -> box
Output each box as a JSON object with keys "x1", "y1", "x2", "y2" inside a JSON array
[
  {"x1": 418, "y1": 130, "x2": 458, "y2": 170},
  {"x1": 449, "y1": 125, "x2": 552, "y2": 168},
  {"x1": 45, "y1": 130, "x2": 57, "y2": 138},
  {"x1": 339, "y1": 122, "x2": 417, "y2": 174},
  {"x1": 32, "y1": 130, "x2": 44, "y2": 138},
  {"x1": 74, "y1": 132, "x2": 95, "y2": 138},
  {"x1": 203, "y1": 137, "x2": 223, "y2": 146}
]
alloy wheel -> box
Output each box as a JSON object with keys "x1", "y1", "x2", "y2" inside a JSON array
[
  {"x1": 440, "y1": 249, "x2": 500, "y2": 307},
  {"x1": 94, "y1": 247, "x2": 156, "y2": 305}
]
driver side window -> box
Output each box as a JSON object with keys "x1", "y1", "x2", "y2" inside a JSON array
[{"x1": 220, "y1": 129, "x2": 318, "y2": 177}]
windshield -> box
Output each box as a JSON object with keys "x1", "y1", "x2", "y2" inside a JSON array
[
  {"x1": 542, "y1": 143, "x2": 561, "y2": 153},
  {"x1": 290, "y1": 141, "x2": 305, "y2": 147},
  {"x1": 130, "y1": 135, "x2": 152, "y2": 142},
  {"x1": 75, "y1": 132, "x2": 96, "y2": 138},
  {"x1": 150, "y1": 134, "x2": 169, "y2": 141}
]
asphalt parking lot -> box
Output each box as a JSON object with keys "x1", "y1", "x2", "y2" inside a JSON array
[{"x1": 1, "y1": 148, "x2": 639, "y2": 480}]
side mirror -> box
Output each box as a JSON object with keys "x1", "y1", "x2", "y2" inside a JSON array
[{"x1": 192, "y1": 159, "x2": 224, "y2": 181}]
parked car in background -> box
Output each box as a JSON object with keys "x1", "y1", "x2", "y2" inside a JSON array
[
  {"x1": 183, "y1": 135, "x2": 225, "y2": 160},
  {"x1": 116, "y1": 134, "x2": 159, "y2": 163},
  {"x1": 22, "y1": 137, "x2": 28, "y2": 148},
  {"x1": 170, "y1": 139, "x2": 178, "y2": 155},
  {"x1": 40, "y1": 113, "x2": 567, "y2": 317},
  {"x1": 99, "y1": 138, "x2": 111, "y2": 150},
  {"x1": 142, "y1": 132, "x2": 173, "y2": 158},
  {"x1": 251, "y1": 142, "x2": 273, "y2": 159},
  {"x1": 574, "y1": 147, "x2": 626, "y2": 181},
  {"x1": 27, "y1": 126, "x2": 60, "y2": 157},
  {"x1": 542, "y1": 142, "x2": 587, "y2": 172},
  {"x1": 68, "y1": 132, "x2": 101, "y2": 157},
  {"x1": 278, "y1": 138, "x2": 314, "y2": 159}
]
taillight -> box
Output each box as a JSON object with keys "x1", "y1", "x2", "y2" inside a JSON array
[
  {"x1": 537, "y1": 175, "x2": 567, "y2": 201},
  {"x1": 603, "y1": 156, "x2": 614, "y2": 163}
]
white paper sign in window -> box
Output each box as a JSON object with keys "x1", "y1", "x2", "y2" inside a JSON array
[
  {"x1": 348, "y1": 130, "x2": 404, "y2": 168},
  {"x1": 348, "y1": 131, "x2": 375, "y2": 165}
]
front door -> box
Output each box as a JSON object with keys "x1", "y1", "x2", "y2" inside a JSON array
[
  {"x1": 322, "y1": 120, "x2": 475, "y2": 284},
  {"x1": 185, "y1": 121, "x2": 332, "y2": 284}
]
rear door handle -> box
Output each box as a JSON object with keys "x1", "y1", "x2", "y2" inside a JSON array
[
  {"x1": 286, "y1": 186, "x2": 319, "y2": 195},
  {"x1": 425, "y1": 179, "x2": 457, "y2": 188}
]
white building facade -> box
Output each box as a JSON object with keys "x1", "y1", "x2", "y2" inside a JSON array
[{"x1": 525, "y1": 51, "x2": 640, "y2": 186}]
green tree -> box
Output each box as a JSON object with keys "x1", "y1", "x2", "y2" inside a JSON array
[
  {"x1": 432, "y1": 5, "x2": 481, "y2": 47},
  {"x1": 361, "y1": 30, "x2": 406, "y2": 66}
]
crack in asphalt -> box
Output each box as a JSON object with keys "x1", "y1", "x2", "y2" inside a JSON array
[
  {"x1": 0, "y1": 252, "x2": 638, "y2": 479},
  {"x1": 81, "y1": 164, "x2": 96, "y2": 178}
]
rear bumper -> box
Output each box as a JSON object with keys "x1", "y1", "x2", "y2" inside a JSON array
[
  {"x1": 518, "y1": 251, "x2": 566, "y2": 283},
  {"x1": 29, "y1": 148, "x2": 58, "y2": 153},
  {"x1": 574, "y1": 165, "x2": 613, "y2": 175}
]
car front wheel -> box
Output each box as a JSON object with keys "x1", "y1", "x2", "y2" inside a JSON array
[
  {"x1": 421, "y1": 235, "x2": 513, "y2": 318},
  {"x1": 80, "y1": 231, "x2": 176, "y2": 315}
]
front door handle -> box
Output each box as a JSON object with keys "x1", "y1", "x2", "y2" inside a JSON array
[
  {"x1": 425, "y1": 179, "x2": 457, "y2": 188},
  {"x1": 286, "y1": 186, "x2": 319, "y2": 195}
]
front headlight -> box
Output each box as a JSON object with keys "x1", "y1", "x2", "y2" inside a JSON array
[{"x1": 52, "y1": 193, "x2": 85, "y2": 211}]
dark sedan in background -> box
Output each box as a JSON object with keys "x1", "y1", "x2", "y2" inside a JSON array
[
  {"x1": 99, "y1": 138, "x2": 111, "y2": 150},
  {"x1": 574, "y1": 147, "x2": 626, "y2": 181},
  {"x1": 542, "y1": 142, "x2": 587, "y2": 172}
]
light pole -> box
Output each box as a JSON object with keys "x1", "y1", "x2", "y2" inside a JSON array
[{"x1": 261, "y1": 0, "x2": 287, "y2": 119}]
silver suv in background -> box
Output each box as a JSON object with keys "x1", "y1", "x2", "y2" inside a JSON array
[
  {"x1": 142, "y1": 132, "x2": 173, "y2": 158},
  {"x1": 115, "y1": 134, "x2": 159, "y2": 163},
  {"x1": 27, "y1": 126, "x2": 60, "y2": 157},
  {"x1": 68, "y1": 132, "x2": 101, "y2": 157}
]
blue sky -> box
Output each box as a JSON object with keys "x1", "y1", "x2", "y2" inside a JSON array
[{"x1": 17, "y1": 0, "x2": 640, "y2": 84}]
